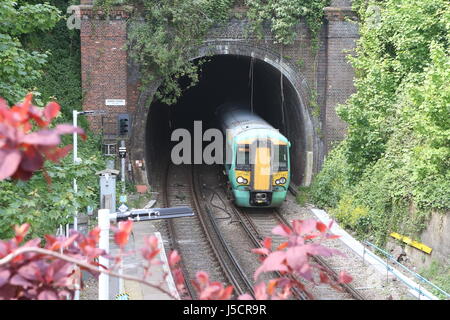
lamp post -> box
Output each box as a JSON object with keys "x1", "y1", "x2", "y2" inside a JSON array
[
  {"x1": 72, "y1": 109, "x2": 106, "y2": 300},
  {"x1": 72, "y1": 110, "x2": 106, "y2": 229}
]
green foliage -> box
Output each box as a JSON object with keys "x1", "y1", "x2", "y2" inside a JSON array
[
  {"x1": 122, "y1": 0, "x2": 234, "y2": 105},
  {"x1": 311, "y1": 0, "x2": 450, "y2": 245},
  {"x1": 22, "y1": 0, "x2": 82, "y2": 122},
  {"x1": 245, "y1": 0, "x2": 329, "y2": 48},
  {"x1": 295, "y1": 186, "x2": 311, "y2": 206},
  {"x1": 96, "y1": 0, "x2": 328, "y2": 104},
  {"x1": 0, "y1": 0, "x2": 61, "y2": 103},
  {"x1": 0, "y1": 136, "x2": 105, "y2": 240},
  {"x1": 330, "y1": 195, "x2": 370, "y2": 234},
  {"x1": 419, "y1": 260, "x2": 450, "y2": 300},
  {"x1": 0, "y1": 1, "x2": 105, "y2": 239},
  {"x1": 310, "y1": 143, "x2": 352, "y2": 208}
]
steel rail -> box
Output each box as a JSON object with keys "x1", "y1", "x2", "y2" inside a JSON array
[
  {"x1": 232, "y1": 205, "x2": 311, "y2": 300},
  {"x1": 190, "y1": 166, "x2": 255, "y2": 298},
  {"x1": 282, "y1": 185, "x2": 366, "y2": 300},
  {"x1": 163, "y1": 164, "x2": 196, "y2": 300}
]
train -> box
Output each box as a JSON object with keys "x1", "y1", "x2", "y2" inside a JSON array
[{"x1": 216, "y1": 102, "x2": 291, "y2": 208}]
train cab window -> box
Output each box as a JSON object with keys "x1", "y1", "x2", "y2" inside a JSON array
[
  {"x1": 273, "y1": 145, "x2": 288, "y2": 171},
  {"x1": 236, "y1": 144, "x2": 251, "y2": 170}
]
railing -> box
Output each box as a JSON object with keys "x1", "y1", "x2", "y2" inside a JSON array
[{"x1": 363, "y1": 241, "x2": 449, "y2": 300}]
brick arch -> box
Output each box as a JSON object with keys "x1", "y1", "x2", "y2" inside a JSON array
[{"x1": 130, "y1": 43, "x2": 319, "y2": 188}]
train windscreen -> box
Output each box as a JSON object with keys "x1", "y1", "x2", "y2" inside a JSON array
[
  {"x1": 236, "y1": 144, "x2": 251, "y2": 170},
  {"x1": 273, "y1": 145, "x2": 288, "y2": 172}
]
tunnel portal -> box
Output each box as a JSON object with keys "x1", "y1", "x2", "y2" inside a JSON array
[{"x1": 145, "y1": 55, "x2": 311, "y2": 188}]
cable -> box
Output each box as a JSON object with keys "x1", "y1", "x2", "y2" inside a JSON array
[{"x1": 248, "y1": 56, "x2": 254, "y2": 114}]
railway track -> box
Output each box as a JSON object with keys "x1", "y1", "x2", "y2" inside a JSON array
[
  {"x1": 162, "y1": 164, "x2": 364, "y2": 300},
  {"x1": 233, "y1": 205, "x2": 363, "y2": 299},
  {"x1": 163, "y1": 164, "x2": 254, "y2": 299},
  {"x1": 273, "y1": 208, "x2": 366, "y2": 300},
  {"x1": 230, "y1": 206, "x2": 311, "y2": 300}
]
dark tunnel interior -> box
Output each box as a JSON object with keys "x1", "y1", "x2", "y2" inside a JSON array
[{"x1": 145, "y1": 55, "x2": 307, "y2": 187}]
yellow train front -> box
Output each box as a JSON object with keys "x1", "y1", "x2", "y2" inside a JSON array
[{"x1": 217, "y1": 103, "x2": 291, "y2": 208}]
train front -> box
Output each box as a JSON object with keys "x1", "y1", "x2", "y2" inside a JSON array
[
  {"x1": 231, "y1": 131, "x2": 291, "y2": 207},
  {"x1": 217, "y1": 104, "x2": 291, "y2": 208}
]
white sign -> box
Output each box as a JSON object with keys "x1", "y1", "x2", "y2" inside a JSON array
[
  {"x1": 118, "y1": 203, "x2": 128, "y2": 213},
  {"x1": 105, "y1": 99, "x2": 126, "y2": 106}
]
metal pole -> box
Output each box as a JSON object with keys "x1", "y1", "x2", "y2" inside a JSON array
[
  {"x1": 363, "y1": 245, "x2": 365, "y2": 265},
  {"x1": 121, "y1": 140, "x2": 125, "y2": 194},
  {"x1": 73, "y1": 110, "x2": 79, "y2": 231},
  {"x1": 73, "y1": 110, "x2": 80, "y2": 300},
  {"x1": 98, "y1": 209, "x2": 110, "y2": 300}
]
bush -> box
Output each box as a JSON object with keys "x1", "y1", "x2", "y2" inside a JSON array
[
  {"x1": 310, "y1": 0, "x2": 449, "y2": 246},
  {"x1": 310, "y1": 143, "x2": 351, "y2": 209}
]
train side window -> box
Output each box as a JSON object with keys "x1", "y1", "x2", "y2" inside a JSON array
[{"x1": 236, "y1": 144, "x2": 250, "y2": 170}]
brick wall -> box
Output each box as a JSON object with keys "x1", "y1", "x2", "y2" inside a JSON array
[
  {"x1": 324, "y1": 7, "x2": 358, "y2": 152},
  {"x1": 80, "y1": 7, "x2": 128, "y2": 140},
  {"x1": 79, "y1": 3, "x2": 360, "y2": 185}
]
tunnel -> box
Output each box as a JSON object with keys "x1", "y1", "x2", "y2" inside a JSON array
[{"x1": 144, "y1": 54, "x2": 311, "y2": 189}]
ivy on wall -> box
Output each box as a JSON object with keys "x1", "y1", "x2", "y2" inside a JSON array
[{"x1": 95, "y1": 0, "x2": 329, "y2": 105}]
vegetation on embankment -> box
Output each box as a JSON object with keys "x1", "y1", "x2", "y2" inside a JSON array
[
  {"x1": 309, "y1": 0, "x2": 449, "y2": 246},
  {"x1": 0, "y1": 0, "x2": 105, "y2": 239}
]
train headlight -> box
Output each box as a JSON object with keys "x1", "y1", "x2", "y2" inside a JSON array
[
  {"x1": 237, "y1": 176, "x2": 245, "y2": 184},
  {"x1": 275, "y1": 179, "x2": 280, "y2": 185},
  {"x1": 279, "y1": 177, "x2": 287, "y2": 184}
]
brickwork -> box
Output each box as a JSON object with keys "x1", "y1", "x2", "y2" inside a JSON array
[
  {"x1": 80, "y1": 7, "x2": 129, "y2": 140},
  {"x1": 79, "y1": 3, "x2": 359, "y2": 185},
  {"x1": 324, "y1": 8, "x2": 358, "y2": 152}
]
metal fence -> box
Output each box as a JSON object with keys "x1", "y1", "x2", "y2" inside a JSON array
[{"x1": 363, "y1": 241, "x2": 449, "y2": 300}]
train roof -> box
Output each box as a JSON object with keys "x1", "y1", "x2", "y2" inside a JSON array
[{"x1": 216, "y1": 102, "x2": 289, "y2": 144}]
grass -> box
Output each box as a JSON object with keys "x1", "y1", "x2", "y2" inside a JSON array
[
  {"x1": 419, "y1": 260, "x2": 450, "y2": 299},
  {"x1": 296, "y1": 186, "x2": 311, "y2": 206}
]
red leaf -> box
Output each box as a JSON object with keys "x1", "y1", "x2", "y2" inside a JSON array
[
  {"x1": 316, "y1": 221, "x2": 328, "y2": 233},
  {"x1": 114, "y1": 231, "x2": 130, "y2": 248},
  {"x1": 286, "y1": 246, "x2": 309, "y2": 271},
  {"x1": 251, "y1": 247, "x2": 270, "y2": 256},
  {"x1": 0, "y1": 269, "x2": 11, "y2": 287},
  {"x1": 254, "y1": 282, "x2": 268, "y2": 300},
  {"x1": 237, "y1": 293, "x2": 254, "y2": 300},
  {"x1": 319, "y1": 272, "x2": 330, "y2": 284},
  {"x1": 22, "y1": 130, "x2": 61, "y2": 146},
  {"x1": 14, "y1": 223, "x2": 30, "y2": 243},
  {"x1": 0, "y1": 149, "x2": 22, "y2": 180},
  {"x1": 220, "y1": 285, "x2": 234, "y2": 300},
  {"x1": 20, "y1": 147, "x2": 44, "y2": 172},
  {"x1": 276, "y1": 242, "x2": 288, "y2": 251},
  {"x1": 293, "y1": 219, "x2": 317, "y2": 235},
  {"x1": 10, "y1": 274, "x2": 33, "y2": 288},
  {"x1": 18, "y1": 262, "x2": 42, "y2": 281},
  {"x1": 262, "y1": 237, "x2": 272, "y2": 250},
  {"x1": 42, "y1": 145, "x2": 72, "y2": 162},
  {"x1": 168, "y1": 250, "x2": 181, "y2": 267},
  {"x1": 38, "y1": 290, "x2": 58, "y2": 300},
  {"x1": 43, "y1": 102, "x2": 60, "y2": 122},
  {"x1": 338, "y1": 271, "x2": 353, "y2": 284},
  {"x1": 54, "y1": 124, "x2": 85, "y2": 137},
  {"x1": 118, "y1": 220, "x2": 133, "y2": 234},
  {"x1": 254, "y1": 251, "x2": 288, "y2": 280},
  {"x1": 272, "y1": 224, "x2": 291, "y2": 237},
  {"x1": 196, "y1": 271, "x2": 209, "y2": 286}
]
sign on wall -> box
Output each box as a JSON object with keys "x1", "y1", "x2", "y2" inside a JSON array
[{"x1": 105, "y1": 99, "x2": 126, "y2": 106}]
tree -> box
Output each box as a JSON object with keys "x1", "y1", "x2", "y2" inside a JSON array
[{"x1": 0, "y1": 0, "x2": 61, "y2": 103}]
